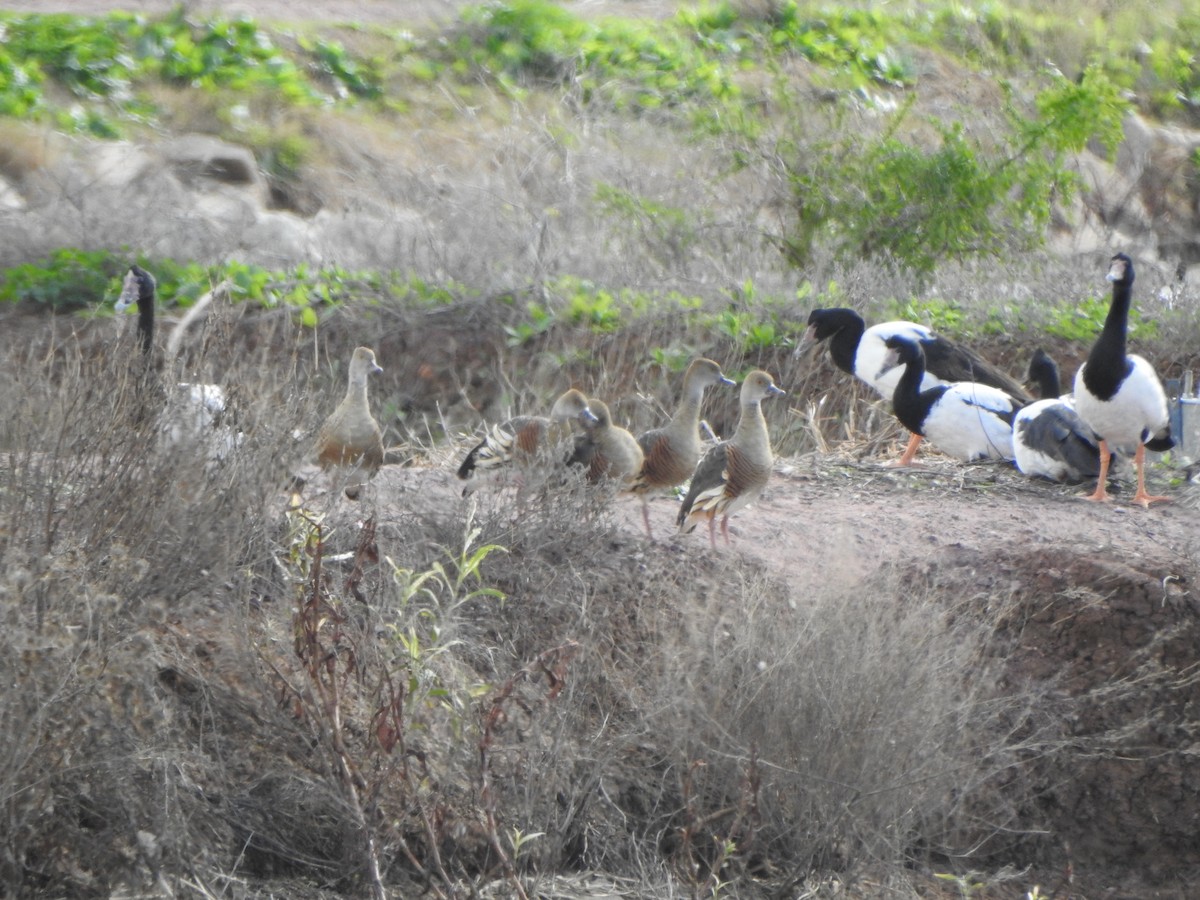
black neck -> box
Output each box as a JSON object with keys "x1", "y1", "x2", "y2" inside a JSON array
[
  {"x1": 826, "y1": 315, "x2": 864, "y2": 375},
  {"x1": 1031, "y1": 362, "x2": 1061, "y2": 399},
  {"x1": 137, "y1": 293, "x2": 155, "y2": 356},
  {"x1": 890, "y1": 352, "x2": 942, "y2": 436},
  {"x1": 1081, "y1": 277, "x2": 1132, "y2": 401}
]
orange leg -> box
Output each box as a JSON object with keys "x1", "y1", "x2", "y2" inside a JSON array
[
  {"x1": 887, "y1": 432, "x2": 923, "y2": 468},
  {"x1": 1083, "y1": 440, "x2": 1112, "y2": 502},
  {"x1": 1132, "y1": 443, "x2": 1171, "y2": 507}
]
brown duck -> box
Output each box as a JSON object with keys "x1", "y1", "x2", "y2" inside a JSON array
[
  {"x1": 677, "y1": 370, "x2": 784, "y2": 549},
  {"x1": 629, "y1": 358, "x2": 735, "y2": 537},
  {"x1": 568, "y1": 399, "x2": 645, "y2": 489},
  {"x1": 457, "y1": 388, "x2": 597, "y2": 488},
  {"x1": 316, "y1": 346, "x2": 385, "y2": 499}
]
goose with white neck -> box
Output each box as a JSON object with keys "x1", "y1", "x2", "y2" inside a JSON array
[
  {"x1": 1073, "y1": 253, "x2": 1173, "y2": 506},
  {"x1": 677, "y1": 370, "x2": 784, "y2": 549},
  {"x1": 878, "y1": 335, "x2": 1021, "y2": 466}
]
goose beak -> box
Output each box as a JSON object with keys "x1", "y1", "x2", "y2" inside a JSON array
[
  {"x1": 114, "y1": 270, "x2": 139, "y2": 313},
  {"x1": 792, "y1": 323, "x2": 818, "y2": 358},
  {"x1": 876, "y1": 347, "x2": 900, "y2": 380}
]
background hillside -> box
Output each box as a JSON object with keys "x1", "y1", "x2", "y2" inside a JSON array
[{"x1": 1, "y1": 2, "x2": 1199, "y2": 899}]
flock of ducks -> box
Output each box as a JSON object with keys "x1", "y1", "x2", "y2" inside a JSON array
[{"x1": 117, "y1": 252, "x2": 1177, "y2": 547}]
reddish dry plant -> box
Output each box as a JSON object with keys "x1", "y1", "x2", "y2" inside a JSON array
[
  {"x1": 676, "y1": 745, "x2": 763, "y2": 897},
  {"x1": 477, "y1": 640, "x2": 581, "y2": 900}
]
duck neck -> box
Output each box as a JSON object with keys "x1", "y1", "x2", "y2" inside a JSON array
[
  {"x1": 733, "y1": 397, "x2": 769, "y2": 452},
  {"x1": 669, "y1": 378, "x2": 706, "y2": 434},
  {"x1": 344, "y1": 373, "x2": 371, "y2": 411},
  {"x1": 827, "y1": 316, "x2": 864, "y2": 376}
]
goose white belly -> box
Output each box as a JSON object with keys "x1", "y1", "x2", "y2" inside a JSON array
[
  {"x1": 1073, "y1": 356, "x2": 1169, "y2": 454},
  {"x1": 1013, "y1": 397, "x2": 1099, "y2": 482},
  {"x1": 922, "y1": 384, "x2": 1016, "y2": 462},
  {"x1": 857, "y1": 323, "x2": 942, "y2": 397}
]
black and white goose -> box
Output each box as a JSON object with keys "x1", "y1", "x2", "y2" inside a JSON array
[
  {"x1": 878, "y1": 335, "x2": 1022, "y2": 466},
  {"x1": 801, "y1": 307, "x2": 1031, "y2": 402},
  {"x1": 114, "y1": 264, "x2": 239, "y2": 461},
  {"x1": 1012, "y1": 349, "x2": 1102, "y2": 483},
  {"x1": 1072, "y1": 253, "x2": 1173, "y2": 506}
]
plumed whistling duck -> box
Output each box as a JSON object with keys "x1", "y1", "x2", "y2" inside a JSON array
[
  {"x1": 629, "y1": 358, "x2": 735, "y2": 538},
  {"x1": 457, "y1": 388, "x2": 597, "y2": 489},
  {"x1": 677, "y1": 370, "x2": 784, "y2": 549},
  {"x1": 315, "y1": 346, "x2": 385, "y2": 499},
  {"x1": 568, "y1": 399, "x2": 645, "y2": 489}
]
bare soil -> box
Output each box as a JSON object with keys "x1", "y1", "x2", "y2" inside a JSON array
[
  {"x1": 364, "y1": 449, "x2": 1200, "y2": 898},
  {"x1": 7, "y1": 1, "x2": 1200, "y2": 895}
]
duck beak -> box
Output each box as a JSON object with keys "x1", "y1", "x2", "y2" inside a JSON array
[
  {"x1": 114, "y1": 269, "x2": 139, "y2": 312},
  {"x1": 580, "y1": 407, "x2": 599, "y2": 425},
  {"x1": 767, "y1": 384, "x2": 786, "y2": 397},
  {"x1": 719, "y1": 374, "x2": 737, "y2": 386}
]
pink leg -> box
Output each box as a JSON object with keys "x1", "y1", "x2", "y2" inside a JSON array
[
  {"x1": 720, "y1": 515, "x2": 731, "y2": 546},
  {"x1": 707, "y1": 515, "x2": 718, "y2": 551},
  {"x1": 641, "y1": 497, "x2": 655, "y2": 539}
]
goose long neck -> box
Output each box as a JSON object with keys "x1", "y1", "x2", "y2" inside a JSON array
[
  {"x1": 894, "y1": 351, "x2": 925, "y2": 404},
  {"x1": 137, "y1": 293, "x2": 155, "y2": 356},
  {"x1": 1090, "y1": 278, "x2": 1130, "y2": 369},
  {"x1": 1033, "y1": 364, "x2": 1062, "y2": 400},
  {"x1": 828, "y1": 317, "x2": 865, "y2": 375}
]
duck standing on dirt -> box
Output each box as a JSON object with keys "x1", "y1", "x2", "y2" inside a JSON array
[
  {"x1": 677, "y1": 370, "x2": 784, "y2": 549},
  {"x1": 629, "y1": 358, "x2": 736, "y2": 538},
  {"x1": 1072, "y1": 253, "x2": 1173, "y2": 506},
  {"x1": 457, "y1": 388, "x2": 598, "y2": 490},
  {"x1": 568, "y1": 399, "x2": 644, "y2": 489},
  {"x1": 877, "y1": 335, "x2": 1022, "y2": 466}
]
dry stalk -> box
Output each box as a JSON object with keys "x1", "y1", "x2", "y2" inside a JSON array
[{"x1": 478, "y1": 640, "x2": 580, "y2": 900}]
